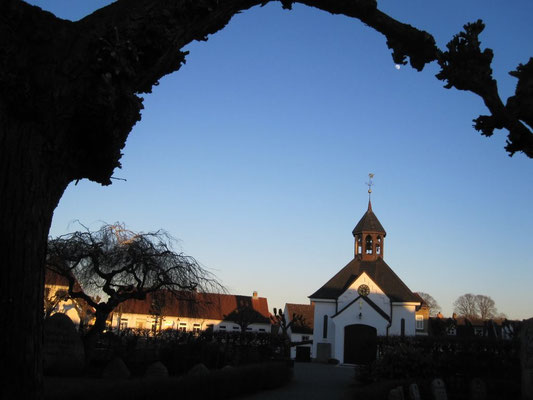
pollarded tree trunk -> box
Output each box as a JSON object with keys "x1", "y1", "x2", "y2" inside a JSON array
[{"x1": 0, "y1": 119, "x2": 70, "y2": 400}]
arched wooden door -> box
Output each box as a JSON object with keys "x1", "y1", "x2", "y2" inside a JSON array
[{"x1": 344, "y1": 324, "x2": 377, "y2": 364}]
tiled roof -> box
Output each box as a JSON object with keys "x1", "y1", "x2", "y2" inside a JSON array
[
  {"x1": 285, "y1": 303, "x2": 314, "y2": 334},
  {"x1": 44, "y1": 268, "x2": 82, "y2": 292},
  {"x1": 45, "y1": 269, "x2": 71, "y2": 287},
  {"x1": 116, "y1": 291, "x2": 271, "y2": 324},
  {"x1": 352, "y1": 201, "x2": 386, "y2": 235},
  {"x1": 308, "y1": 257, "x2": 419, "y2": 303}
]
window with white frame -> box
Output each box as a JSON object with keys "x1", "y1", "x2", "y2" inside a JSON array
[
  {"x1": 164, "y1": 320, "x2": 174, "y2": 330},
  {"x1": 119, "y1": 318, "x2": 128, "y2": 330},
  {"x1": 179, "y1": 322, "x2": 187, "y2": 332},
  {"x1": 415, "y1": 315, "x2": 424, "y2": 330},
  {"x1": 302, "y1": 335, "x2": 310, "y2": 341},
  {"x1": 193, "y1": 323, "x2": 201, "y2": 333}
]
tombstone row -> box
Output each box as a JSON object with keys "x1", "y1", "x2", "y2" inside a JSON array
[{"x1": 388, "y1": 378, "x2": 488, "y2": 400}]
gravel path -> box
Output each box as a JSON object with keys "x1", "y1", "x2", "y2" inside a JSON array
[{"x1": 240, "y1": 362, "x2": 355, "y2": 400}]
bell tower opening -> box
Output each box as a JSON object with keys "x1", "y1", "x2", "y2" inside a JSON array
[
  {"x1": 355, "y1": 234, "x2": 362, "y2": 256},
  {"x1": 365, "y1": 235, "x2": 373, "y2": 254}
]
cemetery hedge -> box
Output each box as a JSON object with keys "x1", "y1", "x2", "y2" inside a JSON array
[
  {"x1": 86, "y1": 329, "x2": 286, "y2": 376},
  {"x1": 44, "y1": 329, "x2": 293, "y2": 399},
  {"x1": 359, "y1": 335, "x2": 520, "y2": 400},
  {"x1": 45, "y1": 360, "x2": 292, "y2": 400}
]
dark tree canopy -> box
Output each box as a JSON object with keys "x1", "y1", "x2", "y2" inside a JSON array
[{"x1": 1, "y1": 1, "x2": 532, "y2": 398}]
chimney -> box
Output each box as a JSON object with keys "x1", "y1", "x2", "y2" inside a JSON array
[{"x1": 252, "y1": 291, "x2": 258, "y2": 299}]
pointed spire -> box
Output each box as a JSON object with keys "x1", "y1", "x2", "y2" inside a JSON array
[{"x1": 353, "y1": 173, "x2": 385, "y2": 236}]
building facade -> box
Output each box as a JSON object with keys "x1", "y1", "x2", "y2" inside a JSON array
[
  {"x1": 284, "y1": 303, "x2": 314, "y2": 359},
  {"x1": 111, "y1": 290, "x2": 271, "y2": 334}
]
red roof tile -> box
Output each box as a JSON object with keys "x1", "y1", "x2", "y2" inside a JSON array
[
  {"x1": 286, "y1": 303, "x2": 314, "y2": 334},
  {"x1": 116, "y1": 290, "x2": 271, "y2": 323}
]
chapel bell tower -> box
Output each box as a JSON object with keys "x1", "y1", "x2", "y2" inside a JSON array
[{"x1": 352, "y1": 174, "x2": 386, "y2": 261}]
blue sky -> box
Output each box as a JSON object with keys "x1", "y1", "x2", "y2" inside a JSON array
[{"x1": 30, "y1": 1, "x2": 532, "y2": 319}]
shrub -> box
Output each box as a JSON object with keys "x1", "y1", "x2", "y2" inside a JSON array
[
  {"x1": 45, "y1": 361, "x2": 292, "y2": 400},
  {"x1": 372, "y1": 342, "x2": 435, "y2": 380}
]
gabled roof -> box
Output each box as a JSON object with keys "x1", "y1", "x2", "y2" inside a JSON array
[
  {"x1": 116, "y1": 291, "x2": 270, "y2": 324},
  {"x1": 308, "y1": 257, "x2": 419, "y2": 303},
  {"x1": 352, "y1": 200, "x2": 386, "y2": 235},
  {"x1": 45, "y1": 269, "x2": 71, "y2": 287},
  {"x1": 45, "y1": 268, "x2": 82, "y2": 292},
  {"x1": 285, "y1": 303, "x2": 314, "y2": 334}
]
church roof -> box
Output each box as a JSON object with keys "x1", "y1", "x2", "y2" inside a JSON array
[
  {"x1": 352, "y1": 200, "x2": 386, "y2": 235},
  {"x1": 308, "y1": 257, "x2": 419, "y2": 303}
]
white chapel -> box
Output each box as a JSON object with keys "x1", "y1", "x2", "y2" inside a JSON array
[{"x1": 309, "y1": 186, "x2": 421, "y2": 364}]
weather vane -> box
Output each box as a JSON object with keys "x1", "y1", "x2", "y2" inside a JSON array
[{"x1": 366, "y1": 173, "x2": 374, "y2": 200}]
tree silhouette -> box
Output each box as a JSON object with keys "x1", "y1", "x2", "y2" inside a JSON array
[
  {"x1": 47, "y1": 223, "x2": 222, "y2": 359},
  {"x1": 271, "y1": 307, "x2": 305, "y2": 358},
  {"x1": 474, "y1": 294, "x2": 498, "y2": 320},
  {"x1": 1, "y1": 1, "x2": 532, "y2": 398},
  {"x1": 453, "y1": 293, "x2": 479, "y2": 319},
  {"x1": 416, "y1": 292, "x2": 442, "y2": 317},
  {"x1": 453, "y1": 293, "x2": 500, "y2": 320}
]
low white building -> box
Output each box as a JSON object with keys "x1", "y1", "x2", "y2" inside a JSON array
[
  {"x1": 309, "y1": 199, "x2": 420, "y2": 364},
  {"x1": 44, "y1": 269, "x2": 83, "y2": 325},
  {"x1": 284, "y1": 303, "x2": 314, "y2": 360},
  {"x1": 111, "y1": 290, "x2": 271, "y2": 334}
]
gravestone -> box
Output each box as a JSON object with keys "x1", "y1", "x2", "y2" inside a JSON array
[
  {"x1": 522, "y1": 318, "x2": 533, "y2": 400},
  {"x1": 316, "y1": 343, "x2": 331, "y2": 362},
  {"x1": 431, "y1": 378, "x2": 448, "y2": 400},
  {"x1": 43, "y1": 313, "x2": 85, "y2": 376},
  {"x1": 145, "y1": 361, "x2": 169, "y2": 378},
  {"x1": 187, "y1": 363, "x2": 210, "y2": 377},
  {"x1": 102, "y1": 356, "x2": 131, "y2": 379},
  {"x1": 409, "y1": 383, "x2": 421, "y2": 400},
  {"x1": 469, "y1": 378, "x2": 487, "y2": 400},
  {"x1": 388, "y1": 386, "x2": 404, "y2": 400}
]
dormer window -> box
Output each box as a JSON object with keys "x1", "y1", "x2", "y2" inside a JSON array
[{"x1": 365, "y1": 235, "x2": 373, "y2": 254}]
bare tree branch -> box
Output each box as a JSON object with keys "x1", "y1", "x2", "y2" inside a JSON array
[{"x1": 47, "y1": 222, "x2": 223, "y2": 350}]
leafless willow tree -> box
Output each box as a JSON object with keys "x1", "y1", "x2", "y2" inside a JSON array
[
  {"x1": 47, "y1": 223, "x2": 223, "y2": 355},
  {"x1": 2, "y1": 1, "x2": 532, "y2": 398}
]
